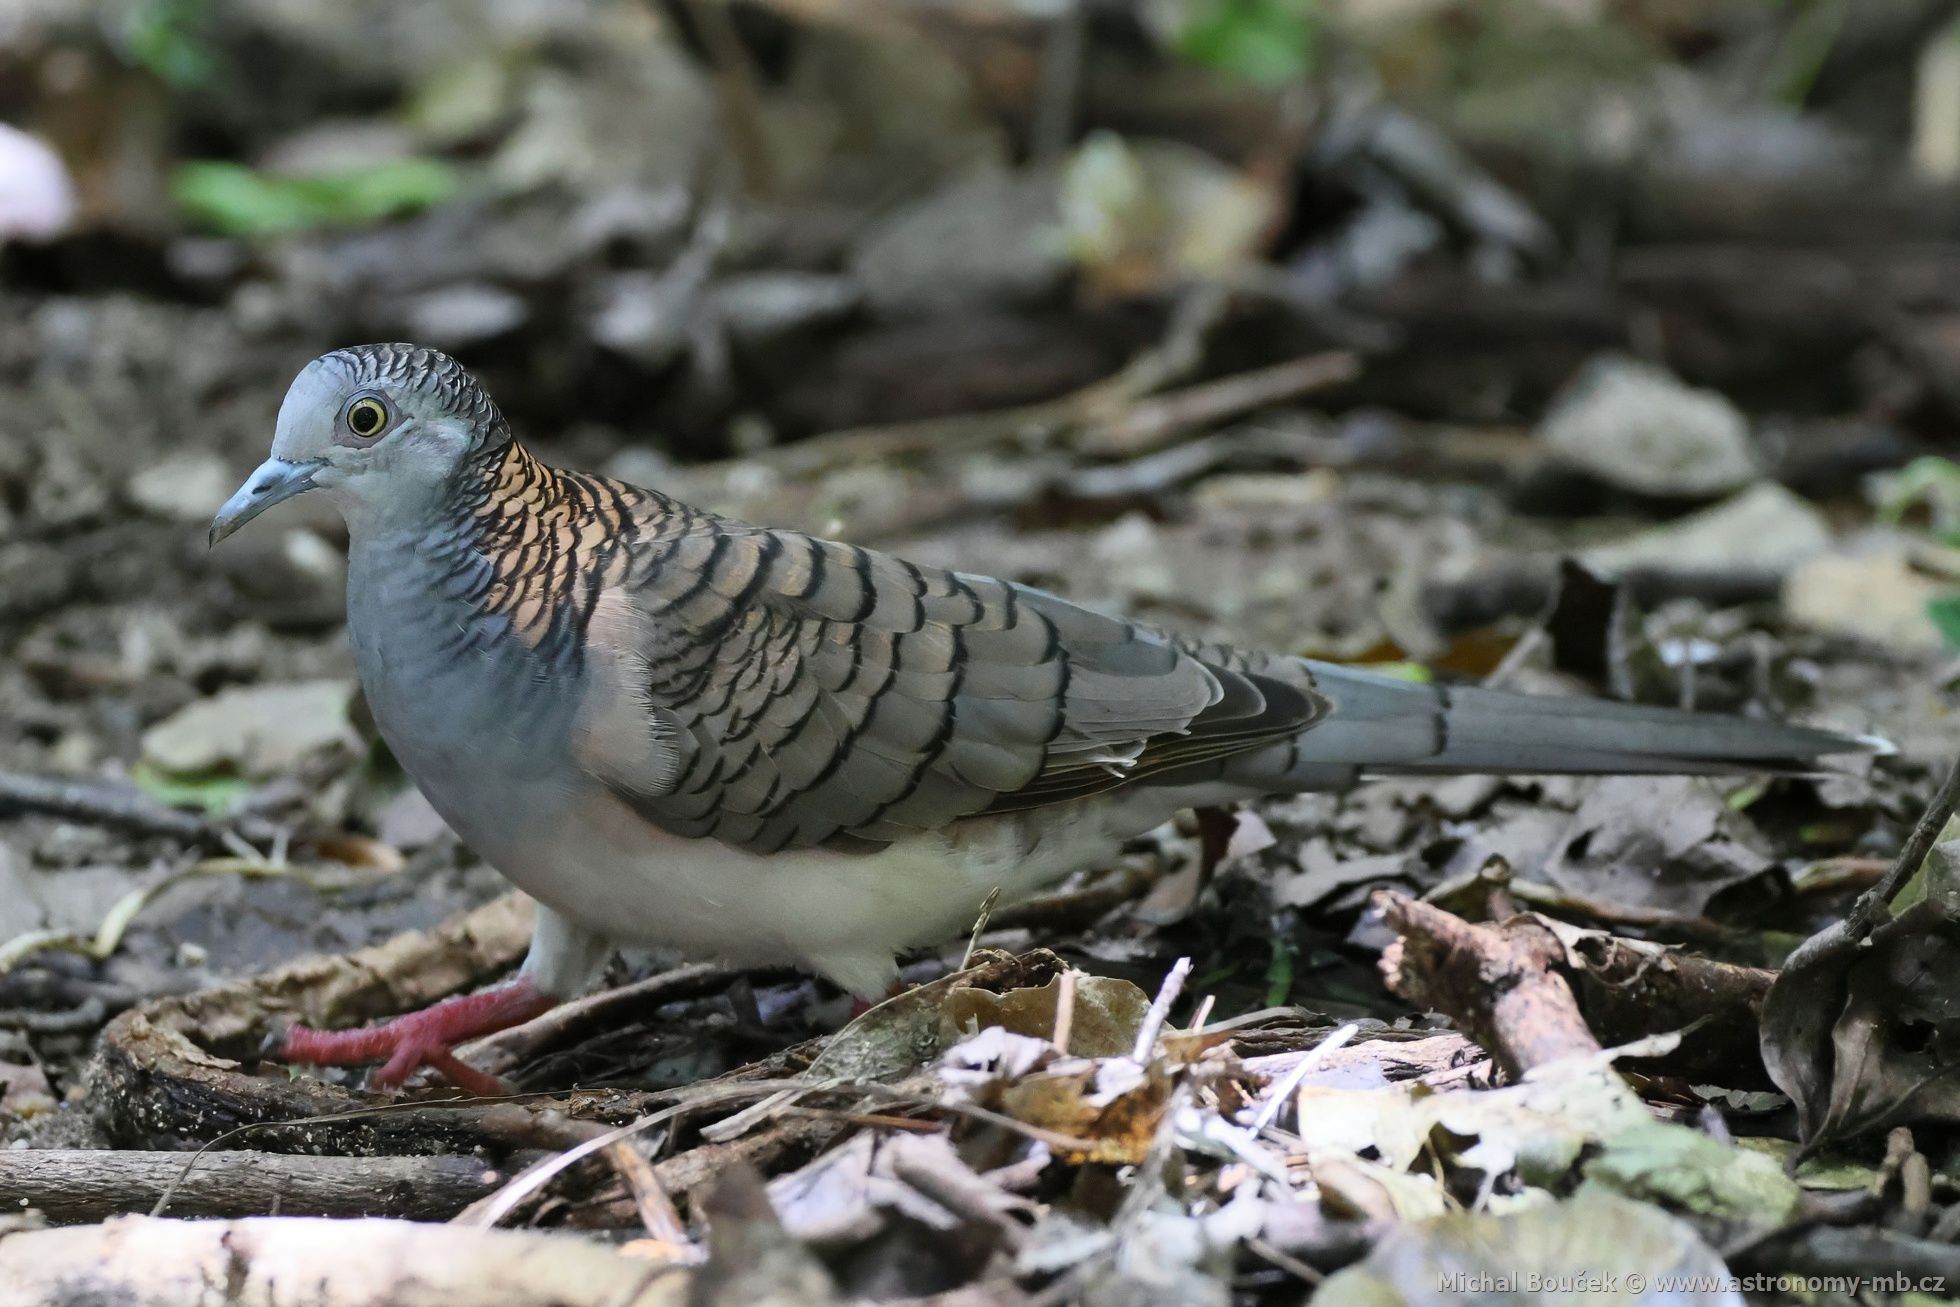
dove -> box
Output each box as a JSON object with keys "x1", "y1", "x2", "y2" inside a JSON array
[{"x1": 211, "y1": 344, "x2": 1879, "y2": 1092}]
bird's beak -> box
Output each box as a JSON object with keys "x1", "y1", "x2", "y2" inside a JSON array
[{"x1": 209, "y1": 457, "x2": 321, "y2": 546}]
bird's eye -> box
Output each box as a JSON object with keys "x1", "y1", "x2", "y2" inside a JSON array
[{"x1": 345, "y1": 397, "x2": 389, "y2": 439}]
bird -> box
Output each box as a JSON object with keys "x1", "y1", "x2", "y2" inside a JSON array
[{"x1": 210, "y1": 343, "x2": 1878, "y2": 1093}]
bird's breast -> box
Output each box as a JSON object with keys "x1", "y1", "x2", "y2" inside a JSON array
[{"x1": 344, "y1": 537, "x2": 586, "y2": 863}]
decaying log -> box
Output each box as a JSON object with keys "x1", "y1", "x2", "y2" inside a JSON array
[{"x1": 0, "y1": 1215, "x2": 690, "y2": 1307}]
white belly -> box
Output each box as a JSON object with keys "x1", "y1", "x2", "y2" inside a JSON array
[{"x1": 491, "y1": 783, "x2": 1172, "y2": 997}]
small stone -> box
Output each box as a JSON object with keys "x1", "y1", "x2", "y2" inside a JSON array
[
  {"x1": 127, "y1": 453, "x2": 237, "y2": 523},
  {"x1": 1583, "y1": 483, "x2": 1831, "y2": 579},
  {"x1": 1783, "y1": 534, "x2": 1950, "y2": 651},
  {"x1": 376, "y1": 786, "x2": 454, "y2": 851},
  {"x1": 141, "y1": 679, "x2": 359, "y2": 777},
  {"x1": 851, "y1": 167, "x2": 1069, "y2": 318},
  {"x1": 1541, "y1": 355, "x2": 1759, "y2": 497},
  {"x1": 399, "y1": 282, "x2": 529, "y2": 349}
]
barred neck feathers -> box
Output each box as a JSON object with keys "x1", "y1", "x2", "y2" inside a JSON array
[{"x1": 430, "y1": 441, "x2": 642, "y2": 655}]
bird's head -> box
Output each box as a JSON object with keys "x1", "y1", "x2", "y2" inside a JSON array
[{"x1": 210, "y1": 343, "x2": 509, "y2": 545}]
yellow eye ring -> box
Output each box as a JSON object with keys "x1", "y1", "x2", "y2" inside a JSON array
[{"x1": 346, "y1": 397, "x2": 389, "y2": 439}]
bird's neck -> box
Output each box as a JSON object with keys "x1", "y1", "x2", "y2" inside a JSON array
[
  {"x1": 446, "y1": 438, "x2": 573, "y2": 527},
  {"x1": 413, "y1": 440, "x2": 621, "y2": 652}
]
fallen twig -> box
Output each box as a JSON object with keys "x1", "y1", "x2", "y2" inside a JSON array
[
  {"x1": 603, "y1": 1136, "x2": 693, "y2": 1251},
  {"x1": 747, "y1": 285, "x2": 1232, "y2": 478},
  {"x1": 1071, "y1": 350, "x2": 1361, "y2": 458},
  {"x1": 1250, "y1": 1021, "x2": 1360, "y2": 1132},
  {"x1": 1131, "y1": 956, "x2": 1193, "y2": 1062},
  {"x1": 0, "y1": 769, "x2": 282, "y2": 849},
  {"x1": 1376, "y1": 891, "x2": 1781, "y2": 1084},
  {"x1": 0, "y1": 1148, "x2": 507, "y2": 1224},
  {"x1": 1847, "y1": 753, "x2": 1960, "y2": 936},
  {"x1": 1375, "y1": 891, "x2": 1602, "y2": 1078},
  {"x1": 460, "y1": 961, "x2": 739, "y2": 1079}
]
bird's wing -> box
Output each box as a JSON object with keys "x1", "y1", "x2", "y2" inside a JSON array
[{"x1": 575, "y1": 509, "x2": 1325, "y2": 852}]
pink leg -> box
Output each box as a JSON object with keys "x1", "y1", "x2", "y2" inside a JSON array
[{"x1": 273, "y1": 976, "x2": 556, "y2": 1095}]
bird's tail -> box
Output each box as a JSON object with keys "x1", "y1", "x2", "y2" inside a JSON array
[{"x1": 1275, "y1": 664, "x2": 1885, "y2": 781}]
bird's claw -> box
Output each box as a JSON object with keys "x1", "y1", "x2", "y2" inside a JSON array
[{"x1": 266, "y1": 978, "x2": 554, "y2": 1096}]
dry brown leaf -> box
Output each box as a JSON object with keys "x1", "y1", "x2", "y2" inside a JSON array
[{"x1": 940, "y1": 973, "x2": 1149, "y2": 1058}]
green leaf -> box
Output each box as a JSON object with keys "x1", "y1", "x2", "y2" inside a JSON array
[
  {"x1": 172, "y1": 159, "x2": 459, "y2": 236},
  {"x1": 1263, "y1": 934, "x2": 1296, "y2": 1007},
  {"x1": 1586, "y1": 1119, "x2": 1800, "y2": 1221},
  {"x1": 1725, "y1": 778, "x2": 1770, "y2": 811},
  {"x1": 1175, "y1": 0, "x2": 1318, "y2": 87},
  {"x1": 123, "y1": 0, "x2": 218, "y2": 90},
  {"x1": 131, "y1": 762, "x2": 249, "y2": 817},
  {"x1": 1878, "y1": 455, "x2": 1960, "y2": 536},
  {"x1": 1928, "y1": 594, "x2": 1960, "y2": 650},
  {"x1": 1733, "y1": 1136, "x2": 1879, "y2": 1191},
  {"x1": 1359, "y1": 660, "x2": 1434, "y2": 684}
]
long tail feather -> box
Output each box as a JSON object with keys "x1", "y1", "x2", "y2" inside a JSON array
[{"x1": 1287, "y1": 665, "x2": 1885, "y2": 779}]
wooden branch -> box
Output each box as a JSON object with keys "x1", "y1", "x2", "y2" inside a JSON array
[
  {"x1": 1375, "y1": 890, "x2": 1783, "y2": 1085},
  {"x1": 0, "y1": 1149, "x2": 506, "y2": 1223},
  {"x1": 1558, "y1": 929, "x2": 1778, "y2": 1087},
  {"x1": 0, "y1": 1216, "x2": 691, "y2": 1307},
  {"x1": 1375, "y1": 890, "x2": 1602, "y2": 1078}
]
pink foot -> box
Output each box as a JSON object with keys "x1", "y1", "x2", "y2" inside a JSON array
[
  {"x1": 272, "y1": 977, "x2": 556, "y2": 1095},
  {"x1": 846, "y1": 981, "x2": 908, "y2": 1020}
]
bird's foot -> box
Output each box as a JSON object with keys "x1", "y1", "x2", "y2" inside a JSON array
[
  {"x1": 270, "y1": 976, "x2": 556, "y2": 1095},
  {"x1": 845, "y1": 979, "x2": 909, "y2": 1020}
]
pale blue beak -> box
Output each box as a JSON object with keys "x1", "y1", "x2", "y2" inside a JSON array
[{"x1": 209, "y1": 457, "x2": 321, "y2": 546}]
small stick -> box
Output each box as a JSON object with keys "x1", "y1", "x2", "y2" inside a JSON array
[
  {"x1": 1130, "y1": 957, "x2": 1193, "y2": 1063},
  {"x1": 1051, "y1": 968, "x2": 1077, "y2": 1055},
  {"x1": 1847, "y1": 753, "x2": 1960, "y2": 937},
  {"x1": 1248, "y1": 1236, "x2": 1325, "y2": 1287},
  {"x1": 2, "y1": 1148, "x2": 504, "y2": 1223},
  {"x1": 959, "y1": 887, "x2": 1003, "y2": 972},
  {"x1": 603, "y1": 1137, "x2": 692, "y2": 1251},
  {"x1": 0, "y1": 1214, "x2": 700, "y2": 1307},
  {"x1": 0, "y1": 769, "x2": 280, "y2": 848},
  {"x1": 1250, "y1": 1025, "x2": 1358, "y2": 1131},
  {"x1": 1029, "y1": 0, "x2": 1086, "y2": 161},
  {"x1": 1074, "y1": 351, "x2": 1362, "y2": 458},
  {"x1": 1375, "y1": 891, "x2": 1603, "y2": 1079},
  {"x1": 461, "y1": 962, "x2": 737, "y2": 1077},
  {"x1": 1249, "y1": 1022, "x2": 1361, "y2": 1132}
]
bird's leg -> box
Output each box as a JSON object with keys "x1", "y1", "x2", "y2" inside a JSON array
[
  {"x1": 274, "y1": 977, "x2": 555, "y2": 1095},
  {"x1": 271, "y1": 906, "x2": 613, "y2": 1095}
]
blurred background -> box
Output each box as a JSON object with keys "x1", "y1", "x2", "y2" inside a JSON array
[{"x1": 2, "y1": 0, "x2": 1959, "y2": 1077}]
